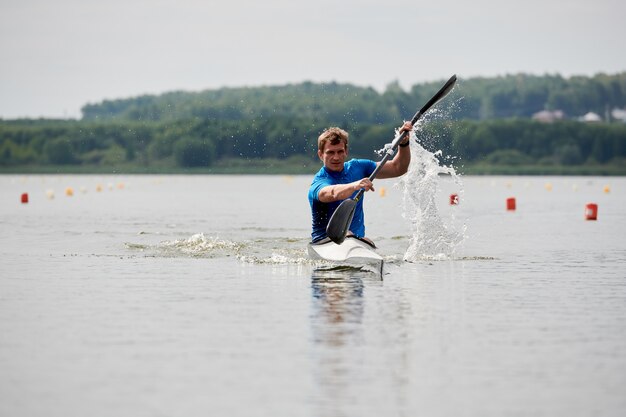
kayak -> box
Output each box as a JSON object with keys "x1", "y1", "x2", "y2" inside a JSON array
[{"x1": 307, "y1": 236, "x2": 383, "y2": 273}]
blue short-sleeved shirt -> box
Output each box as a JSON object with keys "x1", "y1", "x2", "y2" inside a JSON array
[{"x1": 308, "y1": 159, "x2": 377, "y2": 242}]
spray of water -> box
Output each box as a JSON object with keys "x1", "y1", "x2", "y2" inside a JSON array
[
  {"x1": 387, "y1": 109, "x2": 466, "y2": 261},
  {"x1": 156, "y1": 233, "x2": 246, "y2": 258}
]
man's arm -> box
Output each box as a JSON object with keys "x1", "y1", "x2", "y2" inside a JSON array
[
  {"x1": 377, "y1": 121, "x2": 413, "y2": 179},
  {"x1": 317, "y1": 178, "x2": 374, "y2": 203}
]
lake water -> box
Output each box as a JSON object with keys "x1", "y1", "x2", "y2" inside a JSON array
[{"x1": 1, "y1": 171, "x2": 625, "y2": 417}]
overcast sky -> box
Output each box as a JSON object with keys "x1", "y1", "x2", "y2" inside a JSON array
[{"x1": 1, "y1": 0, "x2": 624, "y2": 119}]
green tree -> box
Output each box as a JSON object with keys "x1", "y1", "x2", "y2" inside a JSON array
[
  {"x1": 173, "y1": 137, "x2": 215, "y2": 167},
  {"x1": 0, "y1": 140, "x2": 37, "y2": 165},
  {"x1": 149, "y1": 135, "x2": 177, "y2": 160},
  {"x1": 485, "y1": 149, "x2": 532, "y2": 166},
  {"x1": 555, "y1": 144, "x2": 583, "y2": 165},
  {"x1": 44, "y1": 137, "x2": 76, "y2": 164}
]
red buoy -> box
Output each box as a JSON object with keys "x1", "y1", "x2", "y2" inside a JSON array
[
  {"x1": 585, "y1": 203, "x2": 598, "y2": 221},
  {"x1": 506, "y1": 197, "x2": 516, "y2": 211},
  {"x1": 21, "y1": 193, "x2": 29, "y2": 204},
  {"x1": 449, "y1": 194, "x2": 459, "y2": 205}
]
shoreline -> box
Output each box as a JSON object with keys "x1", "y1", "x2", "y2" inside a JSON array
[{"x1": 1, "y1": 164, "x2": 625, "y2": 176}]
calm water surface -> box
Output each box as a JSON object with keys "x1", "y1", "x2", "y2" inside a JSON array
[{"x1": 1, "y1": 174, "x2": 625, "y2": 417}]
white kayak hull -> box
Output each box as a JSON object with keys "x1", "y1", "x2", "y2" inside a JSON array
[{"x1": 307, "y1": 237, "x2": 383, "y2": 272}]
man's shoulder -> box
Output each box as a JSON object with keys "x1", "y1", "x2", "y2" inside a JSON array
[
  {"x1": 347, "y1": 158, "x2": 375, "y2": 168},
  {"x1": 309, "y1": 167, "x2": 333, "y2": 201},
  {"x1": 346, "y1": 158, "x2": 376, "y2": 175},
  {"x1": 311, "y1": 166, "x2": 328, "y2": 181},
  {"x1": 309, "y1": 167, "x2": 332, "y2": 192}
]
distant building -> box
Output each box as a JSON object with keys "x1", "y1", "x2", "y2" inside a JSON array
[
  {"x1": 579, "y1": 112, "x2": 602, "y2": 122},
  {"x1": 611, "y1": 108, "x2": 626, "y2": 123},
  {"x1": 532, "y1": 110, "x2": 565, "y2": 123}
]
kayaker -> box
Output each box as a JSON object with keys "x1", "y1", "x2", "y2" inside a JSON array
[{"x1": 308, "y1": 121, "x2": 413, "y2": 243}]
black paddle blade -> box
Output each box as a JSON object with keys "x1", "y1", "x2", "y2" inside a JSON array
[{"x1": 326, "y1": 199, "x2": 357, "y2": 244}]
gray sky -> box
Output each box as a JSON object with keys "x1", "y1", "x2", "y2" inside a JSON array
[{"x1": 1, "y1": 0, "x2": 624, "y2": 119}]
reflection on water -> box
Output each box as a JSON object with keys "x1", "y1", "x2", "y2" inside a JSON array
[
  {"x1": 311, "y1": 269, "x2": 368, "y2": 415},
  {"x1": 310, "y1": 268, "x2": 411, "y2": 415},
  {"x1": 311, "y1": 269, "x2": 367, "y2": 346}
]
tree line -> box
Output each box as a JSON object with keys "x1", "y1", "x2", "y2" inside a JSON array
[
  {"x1": 1, "y1": 73, "x2": 625, "y2": 174},
  {"x1": 80, "y1": 72, "x2": 626, "y2": 123},
  {"x1": 2, "y1": 117, "x2": 625, "y2": 174}
]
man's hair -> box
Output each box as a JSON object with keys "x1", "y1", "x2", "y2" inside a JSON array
[{"x1": 317, "y1": 127, "x2": 349, "y2": 152}]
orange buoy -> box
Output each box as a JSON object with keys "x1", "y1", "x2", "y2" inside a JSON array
[
  {"x1": 506, "y1": 197, "x2": 516, "y2": 211},
  {"x1": 585, "y1": 203, "x2": 598, "y2": 221},
  {"x1": 449, "y1": 194, "x2": 459, "y2": 205},
  {"x1": 21, "y1": 193, "x2": 29, "y2": 204}
]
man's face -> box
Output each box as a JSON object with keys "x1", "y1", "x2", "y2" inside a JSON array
[{"x1": 318, "y1": 142, "x2": 347, "y2": 172}]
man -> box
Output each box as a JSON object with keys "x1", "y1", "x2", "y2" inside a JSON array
[{"x1": 308, "y1": 121, "x2": 413, "y2": 243}]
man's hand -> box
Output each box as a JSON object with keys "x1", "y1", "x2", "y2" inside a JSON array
[
  {"x1": 319, "y1": 177, "x2": 374, "y2": 202},
  {"x1": 399, "y1": 121, "x2": 413, "y2": 146},
  {"x1": 354, "y1": 178, "x2": 374, "y2": 193}
]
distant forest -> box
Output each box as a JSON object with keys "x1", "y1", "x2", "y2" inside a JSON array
[{"x1": 2, "y1": 72, "x2": 626, "y2": 175}]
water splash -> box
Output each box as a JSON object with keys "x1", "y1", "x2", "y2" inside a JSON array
[
  {"x1": 397, "y1": 113, "x2": 466, "y2": 261},
  {"x1": 237, "y1": 251, "x2": 312, "y2": 265},
  {"x1": 127, "y1": 233, "x2": 318, "y2": 265},
  {"x1": 157, "y1": 233, "x2": 246, "y2": 258}
]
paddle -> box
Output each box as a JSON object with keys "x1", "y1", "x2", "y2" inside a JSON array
[{"x1": 326, "y1": 74, "x2": 458, "y2": 244}]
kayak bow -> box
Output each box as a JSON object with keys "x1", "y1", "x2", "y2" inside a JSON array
[{"x1": 308, "y1": 236, "x2": 383, "y2": 273}]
